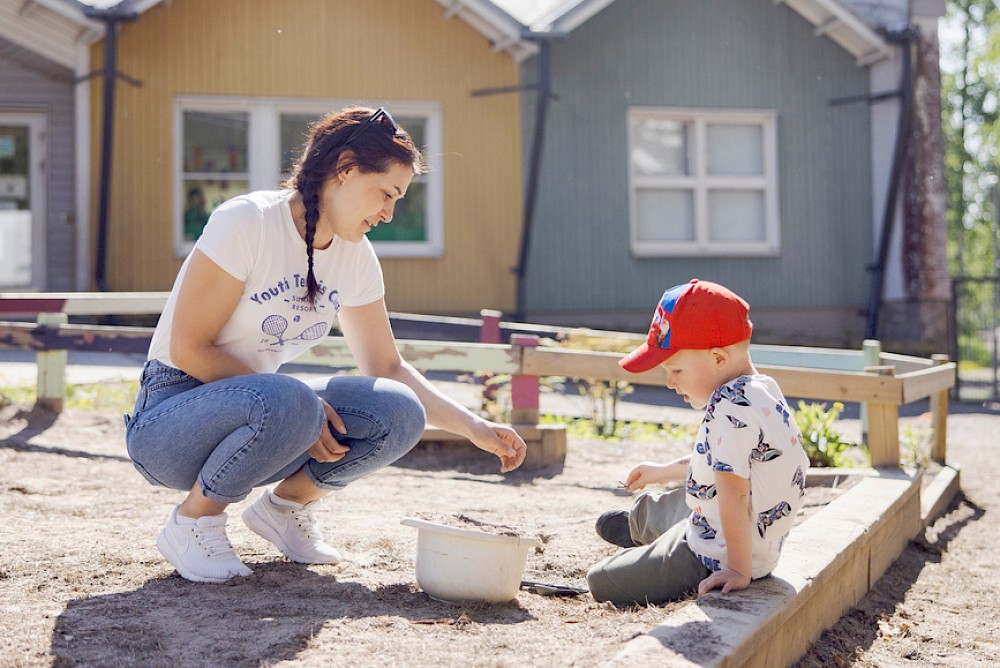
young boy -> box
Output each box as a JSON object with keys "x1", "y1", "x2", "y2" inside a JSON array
[{"x1": 587, "y1": 279, "x2": 809, "y2": 606}]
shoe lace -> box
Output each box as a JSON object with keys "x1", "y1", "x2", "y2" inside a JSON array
[
  {"x1": 194, "y1": 523, "x2": 238, "y2": 558},
  {"x1": 288, "y1": 507, "x2": 324, "y2": 543}
]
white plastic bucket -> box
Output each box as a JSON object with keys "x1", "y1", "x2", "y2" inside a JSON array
[{"x1": 401, "y1": 517, "x2": 541, "y2": 603}]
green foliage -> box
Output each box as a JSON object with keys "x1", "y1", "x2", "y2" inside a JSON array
[
  {"x1": 0, "y1": 381, "x2": 139, "y2": 413},
  {"x1": 538, "y1": 414, "x2": 696, "y2": 443},
  {"x1": 942, "y1": 0, "x2": 1000, "y2": 277},
  {"x1": 474, "y1": 372, "x2": 512, "y2": 424},
  {"x1": 793, "y1": 401, "x2": 865, "y2": 468},
  {"x1": 552, "y1": 331, "x2": 641, "y2": 438},
  {"x1": 572, "y1": 378, "x2": 633, "y2": 438},
  {"x1": 900, "y1": 422, "x2": 933, "y2": 470}
]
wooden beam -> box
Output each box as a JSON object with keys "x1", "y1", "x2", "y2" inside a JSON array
[
  {"x1": 0, "y1": 321, "x2": 153, "y2": 354},
  {"x1": 292, "y1": 338, "x2": 521, "y2": 374},
  {"x1": 929, "y1": 355, "x2": 951, "y2": 463},
  {"x1": 900, "y1": 362, "x2": 956, "y2": 403}
]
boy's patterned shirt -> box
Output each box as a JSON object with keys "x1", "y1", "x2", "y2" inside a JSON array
[{"x1": 685, "y1": 374, "x2": 809, "y2": 578}]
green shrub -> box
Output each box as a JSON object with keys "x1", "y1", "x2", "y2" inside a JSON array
[{"x1": 793, "y1": 401, "x2": 865, "y2": 468}]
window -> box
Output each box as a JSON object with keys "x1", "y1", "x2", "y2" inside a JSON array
[
  {"x1": 174, "y1": 97, "x2": 443, "y2": 258},
  {"x1": 627, "y1": 108, "x2": 779, "y2": 257}
]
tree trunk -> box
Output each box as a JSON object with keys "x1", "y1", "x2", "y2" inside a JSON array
[
  {"x1": 902, "y1": 28, "x2": 950, "y2": 348},
  {"x1": 904, "y1": 30, "x2": 950, "y2": 301}
]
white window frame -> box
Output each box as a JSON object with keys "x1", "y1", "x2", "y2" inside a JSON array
[
  {"x1": 173, "y1": 96, "x2": 443, "y2": 258},
  {"x1": 627, "y1": 107, "x2": 780, "y2": 258}
]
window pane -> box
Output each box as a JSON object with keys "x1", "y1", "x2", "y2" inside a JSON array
[
  {"x1": 631, "y1": 117, "x2": 690, "y2": 176},
  {"x1": 708, "y1": 189, "x2": 765, "y2": 242},
  {"x1": 182, "y1": 178, "x2": 249, "y2": 241},
  {"x1": 183, "y1": 111, "x2": 248, "y2": 173},
  {"x1": 706, "y1": 124, "x2": 763, "y2": 176},
  {"x1": 280, "y1": 113, "x2": 316, "y2": 177},
  {"x1": 635, "y1": 188, "x2": 694, "y2": 242}
]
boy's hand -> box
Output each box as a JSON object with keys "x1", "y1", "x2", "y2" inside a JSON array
[
  {"x1": 697, "y1": 567, "x2": 751, "y2": 596},
  {"x1": 623, "y1": 463, "x2": 660, "y2": 491}
]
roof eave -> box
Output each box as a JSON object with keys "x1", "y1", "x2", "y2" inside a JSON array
[
  {"x1": 775, "y1": 0, "x2": 892, "y2": 65},
  {"x1": 435, "y1": 0, "x2": 538, "y2": 61}
]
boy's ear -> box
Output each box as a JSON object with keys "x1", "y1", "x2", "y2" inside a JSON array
[{"x1": 711, "y1": 347, "x2": 730, "y2": 368}]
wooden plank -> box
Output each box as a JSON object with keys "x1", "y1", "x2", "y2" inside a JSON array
[
  {"x1": 880, "y1": 351, "x2": 934, "y2": 374},
  {"x1": 521, "y1": 348, "x2": 907, "y2": 404},
  {"x1": 0, "y1": 321, "x2": 154, "y2": 354},
  {"x1": 900, "y1": 362, "x2": 956, "y2": 403},
  {"x1": 929, "y1": 355, "x2": 952, "y2": 463},
  {"x1": 867, "y1": 402, "x2": 901, "y2": 466},
  {"x1": 761, "y1": 365, "x2": 904, "y2": 404},
  {"x1": 521, "y1": 347, "x2": 640, "y2": 383},
  {"x1": 0, "y1": 292, "x2": 170, "y2": 315},
  {"x1": 750, "y1": 343, "x2": 864, "y2": 371},
  {"x1": 35, "y1": 313, "x2": 67, "y2": 412},
  {"x1": 292, "y1": 338, "x2": 521, "y2": 374}
]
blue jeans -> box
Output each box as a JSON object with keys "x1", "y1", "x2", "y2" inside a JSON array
[{"x1": 125, "y1": 360, "x2": 426, "y2": 504}]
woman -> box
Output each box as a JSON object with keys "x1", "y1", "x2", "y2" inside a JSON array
[{"x1": 125, "y1": 107, "x2": 527, "y2": 583}]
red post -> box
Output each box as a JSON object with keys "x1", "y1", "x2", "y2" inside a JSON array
[
  {"x1": 511, "y1": 334, "x2": 540, "y2": 425},
  {"x1": 479, "y1": 309, "x2": 502, "y2": 344}
]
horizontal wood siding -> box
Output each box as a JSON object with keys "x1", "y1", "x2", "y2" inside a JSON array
[
  {"x1": 90, "y1": 0, "x2": 522, "y2": 313},
  {"x1": 0, "y1": 38, "x2": 76, "y2": 291},
  {"x1": 522, "y1": 0, "x2": 872, "y2": 321}
]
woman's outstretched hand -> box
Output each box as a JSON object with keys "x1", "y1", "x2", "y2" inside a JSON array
[{"x1": 471, "y1": 421, "x2": 528, "y2": 473}]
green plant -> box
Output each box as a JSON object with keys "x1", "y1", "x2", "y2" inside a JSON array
[
  {"x1": 0, "y1": 381, "x2": 139, "y2": 413},
  {"x1": 900, "y1": 422, "x2": 932, "y2": 470},
  {"x1": 553, "y1": 332, "x2": 640, "y2": 438},
  {"x1": 793, "y1": 401, "x2": 864, "y2": 468},
  {"x1": 574, "y1": 378, "x2": 634, "y2": 437},
  {"x1": 538, "y1": 414, "x2": 696, "y2": 443}
]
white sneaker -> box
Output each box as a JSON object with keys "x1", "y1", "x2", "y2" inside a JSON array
[
  {"x1": 156, "y1": 506, "x2": 253, "y2": 583},
  {"x1": 242, "y1": 489, "x2": 342, "y2": 564}
]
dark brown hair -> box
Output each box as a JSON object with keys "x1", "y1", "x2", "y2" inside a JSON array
[{"x1": 282, "y1": 107, "x2": 424, "y2": 304}]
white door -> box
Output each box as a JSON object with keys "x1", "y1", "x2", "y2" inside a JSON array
[{"x1": 0, "y1": 112, "x2": 46, "y2": 289}]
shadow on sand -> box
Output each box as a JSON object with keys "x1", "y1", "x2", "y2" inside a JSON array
[{"x1": 51, "y1": 562, "x2": 536, "y2": 667}]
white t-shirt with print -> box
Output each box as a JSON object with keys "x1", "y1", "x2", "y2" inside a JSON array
[
  {"x1": 684, "y1": 374, "x2": 809, "y2": 579},
  {"x1": 148, "y1": 189, "x2": 384, "y2": 374}
]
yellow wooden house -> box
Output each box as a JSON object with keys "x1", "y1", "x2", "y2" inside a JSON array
[{"x1": 82, "y1": 0, "x2": 526, "y2": 315}]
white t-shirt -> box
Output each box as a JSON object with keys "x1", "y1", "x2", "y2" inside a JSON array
[
  {"x1": 148, "y1": 189, "x2": 384, "y2": 374},
  {"x1": 685, "y1": 375, "x2": 809, "y2": 578}
]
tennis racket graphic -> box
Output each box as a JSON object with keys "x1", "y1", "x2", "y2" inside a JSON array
[{"x1": 261, "y1": 315, "x2": 328, "y2": 345}]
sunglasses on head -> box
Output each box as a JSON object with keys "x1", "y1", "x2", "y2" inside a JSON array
[{"x1": 342, "y1": 107, "x2": 399, "y2": 146}]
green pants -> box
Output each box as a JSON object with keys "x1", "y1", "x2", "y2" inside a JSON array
[{"x1": 587, "y1": 489, "x2": 710, "y2": 606}]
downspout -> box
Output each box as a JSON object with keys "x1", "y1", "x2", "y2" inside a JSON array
[
  {"x1": 471, "y1": 30, "x2": 565, "y2": 322},
  {"x1": 81, "y1": 3, "x2": 138, "y2": 292},
  {"x1": 514, "y1": 36, "x2": 553, "y2": 322},
  {"x1": 866, "y1": 26, "x2": 919, "y2": 339}
]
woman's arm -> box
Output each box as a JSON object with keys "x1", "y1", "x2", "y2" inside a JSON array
[
  {"x1": 168, "y1": 250, "x2": 257, "y2": 383},
  {"x1": 337, "y1": 299, "x2": 527, "y2": 472}
]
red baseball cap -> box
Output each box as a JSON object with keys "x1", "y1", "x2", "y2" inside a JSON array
[{"x1": 619, "y1": 279, "x2": 753, "y2": 373}]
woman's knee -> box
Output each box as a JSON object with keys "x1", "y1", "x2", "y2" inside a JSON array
[
  {"x1": 254, "y1": 374, "x2": 325, "y2": 439},
  {"x1": 375, "y1": 378, "x2": 426, "y2": 446}
]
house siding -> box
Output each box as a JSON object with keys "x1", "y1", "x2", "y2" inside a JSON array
[
  {"x1": 520, "y1": 0, "x2": 874, "y2": 340},
  {"x1": 90, "y1": 0, "x2": 523, "y2": 314},
  {"x1": 0, "y1": 38, "x2": 76, "y2": 291}
]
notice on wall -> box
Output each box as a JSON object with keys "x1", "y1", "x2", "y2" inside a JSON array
[{"x1": 0, "y1": 176, "x2": 27, "y2": 199}]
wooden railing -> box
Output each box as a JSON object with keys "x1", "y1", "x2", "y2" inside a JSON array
[{"x1": 0, "y1": 293, "x2": 956, "y2": 467}]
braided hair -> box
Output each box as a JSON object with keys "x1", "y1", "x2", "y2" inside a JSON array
[{"x1": 282, "y1": 107, "x2": 424, "y2": 305}]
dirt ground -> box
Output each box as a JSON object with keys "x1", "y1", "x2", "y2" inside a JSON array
[
  {"x1": 795, "y1": 410, "x2": 1000, "y2": 667},
  {"x1": 0, "y1": 400, "x2": 996, "y2": 667}
]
